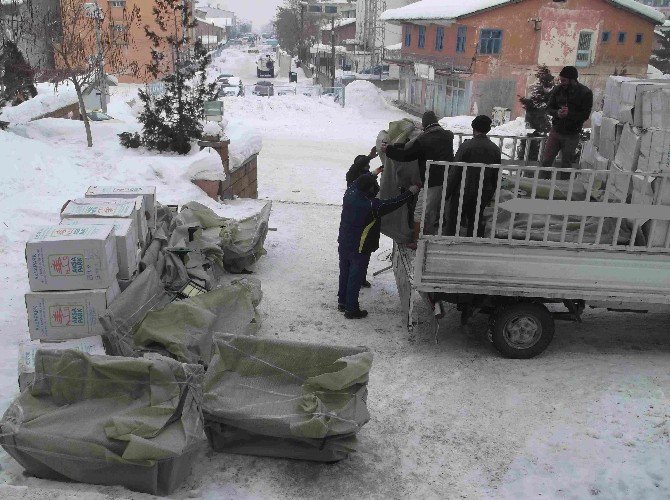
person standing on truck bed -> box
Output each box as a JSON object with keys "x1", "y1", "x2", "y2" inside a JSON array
[
  {"x1": 541, "y1": 66, "x2": 593, "y2": 171},
  {"x1": 338, "y1": 174, "x2": 420, "y2": 319},
  {"x1": 443, "y1": 115, "x2": 502, "y2": 238},
  {"x1": 346, "y1": 147, "x2": 384, "y2": 288},
  {"x1": 381, "y1": 111, "x2": 454, "y2": 236}
]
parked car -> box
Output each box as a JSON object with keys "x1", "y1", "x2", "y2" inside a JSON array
[
  {"x1": 86, "y1": 111, "x2": 119, "y2": 122},
  {"x1": 216, "y1": 73, "x2": 234, "y2": 82},
  {"x1": 252, "y1": 81, "x2": 274, "y2": 96},
  {"x1": 360, "y1": 64, "x2": 389, "y2": 75}
]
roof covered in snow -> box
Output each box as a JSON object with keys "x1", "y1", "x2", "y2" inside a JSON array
[{"x1": 381, "y1": 0, "x2": 666, "y2": 24}]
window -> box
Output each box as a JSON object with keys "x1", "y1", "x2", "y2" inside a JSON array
[
  {"x1": 109, "y1": 0, "x2": 125, "y2": 6},
  {"x1": 617, "y1": 31, "x2": 626, "y2": 43},
  {"x1": 576, "y1": 31, "x2": 593, "y2": 68},
  {"x1": 601, "y1": 31, "x2": 610, "y2": 42},
  {"x1": 435, "y1": 27, "x2": 444, "y2": 51},
  {"x1": 111, "y1": 23, "x2": 127, "y2": 32},
  {"x1": 479, "y1": 29, "x2": 502, "y2": 55},
  {"x1": 308, "y1": 5, "x2": 322, "y2": 12},
  {"x1": 324, "y1": 6, "x2": 337, "y2": 14},
  {"x1": 418, "y1": 26, "x2": 425, "y2": 48},
  {"x1": 456, "y1": 26, "x2": 467, "y2": 52},
  {"x1": 404, "y1": 26, "x2": 411, "y2": 47},
  {"x1": 635, "y1": 33, "x2": 643, "y2": 43}
]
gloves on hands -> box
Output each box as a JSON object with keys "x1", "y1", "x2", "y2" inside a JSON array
[{"x1": 408, "y1": 185, "x2": 421, "y2": 195}]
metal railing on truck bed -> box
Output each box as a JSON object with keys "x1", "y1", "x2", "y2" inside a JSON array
[
  {"x1": 452, "y1": 133, "x2": 549, "y2": 166},
  {"x1": 394, "y1": 161, "x2": 670, "y2": 358}
]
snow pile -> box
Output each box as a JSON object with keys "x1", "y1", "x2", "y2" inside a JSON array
[
  {"x1": 345, "y1": 80, "x2": 391, "y2": 116},
  {"x1": 0, "y1": 83, "x2": 78, "y2": 124},
  {"x1": 440, "y1": 115, "x2": 477, "y2": 134},
  {"x1": 225, "y1": 120, "x2": 263, "y2": 171},
  {"x1": 187, "y1": 147, "x2": 227, "y2": 181},
  {"x1": 491, "y1": 117, "x2": 529, "y2": 136},
  {"x1": 203, "y1": 121, "x2": 225, "y2": 139}
]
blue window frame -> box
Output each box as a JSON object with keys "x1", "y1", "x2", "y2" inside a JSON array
[
  {"x1": 435, "y1": 27, "x2": 444, "y2": 51},
  {"x1": 602, "y1": 31, "x2": 610, "y2": 42},
  {"x1": 617, "y1": 31, "x2": 626, "y2": 43},
  {"x1": 418, "y1": 26, "x2": 425, "y2": 48},
  {"x1": 479, "y1": 29, "x2": 502, "y2": 55},
  {"x1": 404, "y1": 26, "x2": 411, "y2": 47},
  {"x1": 456, "y1": 26, "x2": 467, "y2": 52},
  {"x1": 635, "y1": 33, "x2": 643, "y2": 43}
]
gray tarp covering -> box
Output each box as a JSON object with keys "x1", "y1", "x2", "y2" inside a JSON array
[
  {"x1": 377, "y1": 119, "x2": 422, "y2": 243},
  {"x1": 101, "y1": 266, "x2": 262, "y2": 364},
  {"x1": 0, "y1": 350, "x2": 205, "y2": 495},
  {"x1": 202, "y1": 335, "x2": 373, "y2": 462}
]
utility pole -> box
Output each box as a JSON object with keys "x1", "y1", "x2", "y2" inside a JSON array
[
  {"x1": 84, "y1": 1, "x2": 107, "y2": 112},
  {"x1": 299, "y1": 1, "x2": 305, "y2": 63},
  {"x1": 330, "y1": 15, "x2": 335, "y2": 88}
]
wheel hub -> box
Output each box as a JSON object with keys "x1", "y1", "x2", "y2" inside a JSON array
[{"x1": 504, "y1": 315, "x2": 541, "y2": 348}]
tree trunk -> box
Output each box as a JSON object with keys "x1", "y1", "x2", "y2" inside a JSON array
[{"x1": 72, "y1": 78, "x2": 93, "y2": 147}]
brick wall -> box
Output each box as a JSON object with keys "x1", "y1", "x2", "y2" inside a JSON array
[{"x1": 193, "y1": 139, "x2": 258, "y2": 200}]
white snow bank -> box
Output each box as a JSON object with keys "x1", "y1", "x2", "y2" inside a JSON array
[
  {"x1": 225, "y1": 121, "x2": 263, "y2": 171},
  {"x1": 187, "y1": 147, "x2": 227, "y2": 181},
  {"x1": 0, "y1": 82, "x2": 78, "y2": 124},
  {"x1": 345, "y1": 80, "x2": 392, "y2": 116}
]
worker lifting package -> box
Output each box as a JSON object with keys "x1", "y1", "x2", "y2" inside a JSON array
[
  {"x1": 202, "y1": 334, "x2": 373, "y2": 462},
  {"x1": 0, "y1": 350, "x2": 205, "y2": 495}
]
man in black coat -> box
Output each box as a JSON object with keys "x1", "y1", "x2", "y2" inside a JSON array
[
  {"x1": 541, "y1": 66, "x2": 592, "y2": 170},
  {"x1": 444, "y1": 115, "x2": 502, "y2": 237},
  {"x1": 381, "y1": 111, "x2": 454, "y2": 235}
]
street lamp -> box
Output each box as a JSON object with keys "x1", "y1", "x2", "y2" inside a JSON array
[{"x1": 83, "y1": 1, "x2": 107, "y2": 113}]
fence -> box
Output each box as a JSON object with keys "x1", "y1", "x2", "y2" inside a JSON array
[
  {"x1": 420, "y1": 161, "x2": 670, "y2": 253},
  {"x1": 240, "y1": 84, "x2": 345, "y2": 107},
  {"x1": 453, "y1": 133, "x2": 548, "y2": 166}
]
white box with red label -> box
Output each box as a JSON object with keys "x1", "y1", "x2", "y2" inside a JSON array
[
  {"x1": 26, "y1": 225, "x2": 118, "y2": 291},
  {"x1": 25, "y1": 283, "x2": 120, "y2": 340},
  {"x1": 85, "y1": 186, "x2": 156, "y2": 231}
]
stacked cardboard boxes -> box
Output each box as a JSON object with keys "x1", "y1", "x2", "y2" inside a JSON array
[{"x1": 581, "y1": 76, "x2": 670, "y2": 245}]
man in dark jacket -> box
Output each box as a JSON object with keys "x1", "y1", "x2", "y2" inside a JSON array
[
  {"x1": 444, "y1": 115, "x2": 502, "y2": 237},
  {"x1": 338, "y1": 174, "x2": 419, "y2": 319},
  {"x1": 346, "y1": 147, "x2": 380, "y2": 187},
  {"x1": 542, "y1": 66, "x2": 592, "y2": 170},
  {"x1": 381, "y1": 111, "x2": 454, "y2": 234}
]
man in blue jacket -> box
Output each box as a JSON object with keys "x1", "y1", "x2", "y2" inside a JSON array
[{"x1": 338, "y1": 174, "x2": 420, "y2": 319}]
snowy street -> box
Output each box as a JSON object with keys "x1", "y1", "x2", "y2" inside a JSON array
[{"x1": 0, "y1": 46, "x2": 669, "y2": 499}]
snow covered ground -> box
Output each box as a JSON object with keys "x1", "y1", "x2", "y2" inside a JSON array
[{"x1": 0, "y1": 47, "x2": 668, "y2": 499}]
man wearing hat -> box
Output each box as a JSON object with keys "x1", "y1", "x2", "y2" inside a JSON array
[
  {"x1": 338, "y1": 173, "x2": 420, "y2": 319},
  {"x1": 541, "y1": 65, "x2": 593, "y2": 171},
  {"x1": 443, "y1": 115, "x2": 502, "y2": 237},
  {"x1": 381, "y1": 110, "x2": 454, "y2": 235}
]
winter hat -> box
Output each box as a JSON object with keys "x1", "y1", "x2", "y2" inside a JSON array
[
  {"x1": 422, "y1": 111, "x2": 439, "y2": 128},
  {"x1": 352, "y1": 154, "x2": 371, "y2": 169},
  {"x1": 472, "y1": 115, "x2": 493, "y2": 134},
  {"x1": 559, "y1": 66, "x2": 578, "y2": 80}
]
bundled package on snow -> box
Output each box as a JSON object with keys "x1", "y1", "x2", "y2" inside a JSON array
[
  {"x1": 0, "y1": 350, "x2": 205, "y2": 495},
  {"x1": 25, "y1": 225, "x2": 118, "y2": 291},
  {"x1": 61, "y1": 197, "x2": 149, "y2": 248},
  {"x1": 26, "y1": 282, "x2": 120, "y2": 341},
  {"x1": 60, "y1": 218, "x2": 140, "y2": 280},
  {"x1": 86, "y1": 186, "x2": 157, "y2": 230},
  {"x1": 378, "y1": 118, "x2": 422, "y2": 243},
  {"x1": 202, "y1": 334, "x2": 373, "y2": 462},
  {"x1": 17, "y1": 336, "x2": 105, "y2": 390},
  {"x1": 177, "y1": 201, "x2": 272, "y2": 273},
  {"x1": 101, "y1": 266, "x2": 262, "y2": 364}
]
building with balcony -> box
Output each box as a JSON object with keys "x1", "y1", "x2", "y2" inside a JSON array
[{"x1": 382, "y1": 0, "x2": 665, "y2": 119}]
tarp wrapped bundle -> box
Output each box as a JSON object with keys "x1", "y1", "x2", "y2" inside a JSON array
[
  {"x1": 378, "y1": 119, "x2": 422, "y2": 243},
  {"x1": 202, "y1": 334, "x2": 373, "y2": 462},
  {"x1": 101, "y1": 266, "x2": 262, "y2": 364},
  {"x1": 0, "y1": 350, "x2": 205, "y2": 495}
]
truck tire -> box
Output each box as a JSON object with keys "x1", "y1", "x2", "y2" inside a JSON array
[{"x1": 491, "y1": 303, "x2": 554, "y2": 359}]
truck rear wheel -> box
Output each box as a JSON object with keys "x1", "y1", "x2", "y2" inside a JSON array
[{"x1": 491, "y1": 303, "x2": 554, "y2": 359}]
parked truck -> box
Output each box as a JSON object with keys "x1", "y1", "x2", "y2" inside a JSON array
[{"x1": 257, "y1": 55, "x2": 275, "y2": 78}]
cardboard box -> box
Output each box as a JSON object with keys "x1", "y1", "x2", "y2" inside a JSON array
[
  {"x1": 26, "y1": 225, "x2": 118, "y2": 291},
  {"x1": 580, "y1": 139, "x2": 595, "y2": 168},
  {"x1": 637, "y1": 129, "x2": 670, "y2": 173},
  {"x1": 593, "y1": 149, "x2": 610, "y2": 171},
  {"x1": 614, "y1": 124, "x2": 642, "y2": 172},
  {"x1": 86, "y1": 186, "x2": 157, "y2": 231},
  {"x1": 26, "y1": 283, "x2": 120, "y2": 341},
  {"x1": 604, "y1": 76, "x2": 635, "y2": 118},
  {"x1": 18, "y1": 336, "x2": 105, "y2": 389},
  {"x1": 642, "y1": 87, "x2": 670, "y2": 130},
  {"x1": 618, "y1": 81, "x2": 670, "y2": 127},
  {"x1": 606, "y1": 163, "x2": 632, "y2": 203},
  {"x1": 60, "y1": 218, "x2": 139, "y2": 280},
  {"x1": 61, "y1": 197, "x2": 148, "y2": 248},
  {"x1": 598, "y1": 117, "x2": 621, "y2": 160},
  {"x1": 630, "y1": 174, "x2": 670, "y2": 247}
]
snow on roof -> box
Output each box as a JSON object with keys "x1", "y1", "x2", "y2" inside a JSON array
[
  {"x1": 386, "y1": 42, "x2": 402, "y2": 51},
  {"x1": 0, "y1": 83, "x2": 78, "y2": 124},
  {"x1": 208, "y1": 17, "x2": 234, "y2": 29},
  {"x1": 381, "y1": 0, "x2": 666, "y2": 24}
]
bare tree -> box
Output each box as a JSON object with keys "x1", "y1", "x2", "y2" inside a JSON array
[{"x1": 41, "y1": 0, "x2": 139, "y2": 147}]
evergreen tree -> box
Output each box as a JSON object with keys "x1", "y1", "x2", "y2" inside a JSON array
[
  {"x1": 0, "y1": 40, "x2": 37, "y2": 107},
  {"x1": 519, "y1": 64, "x2": 555, "y2": 134},
  {"x1": 651, "y1": 28, "x2": 670, "y2": 75},
  {"x1": 133, "y1": 0, "x2": 216, "y2": 154}
]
